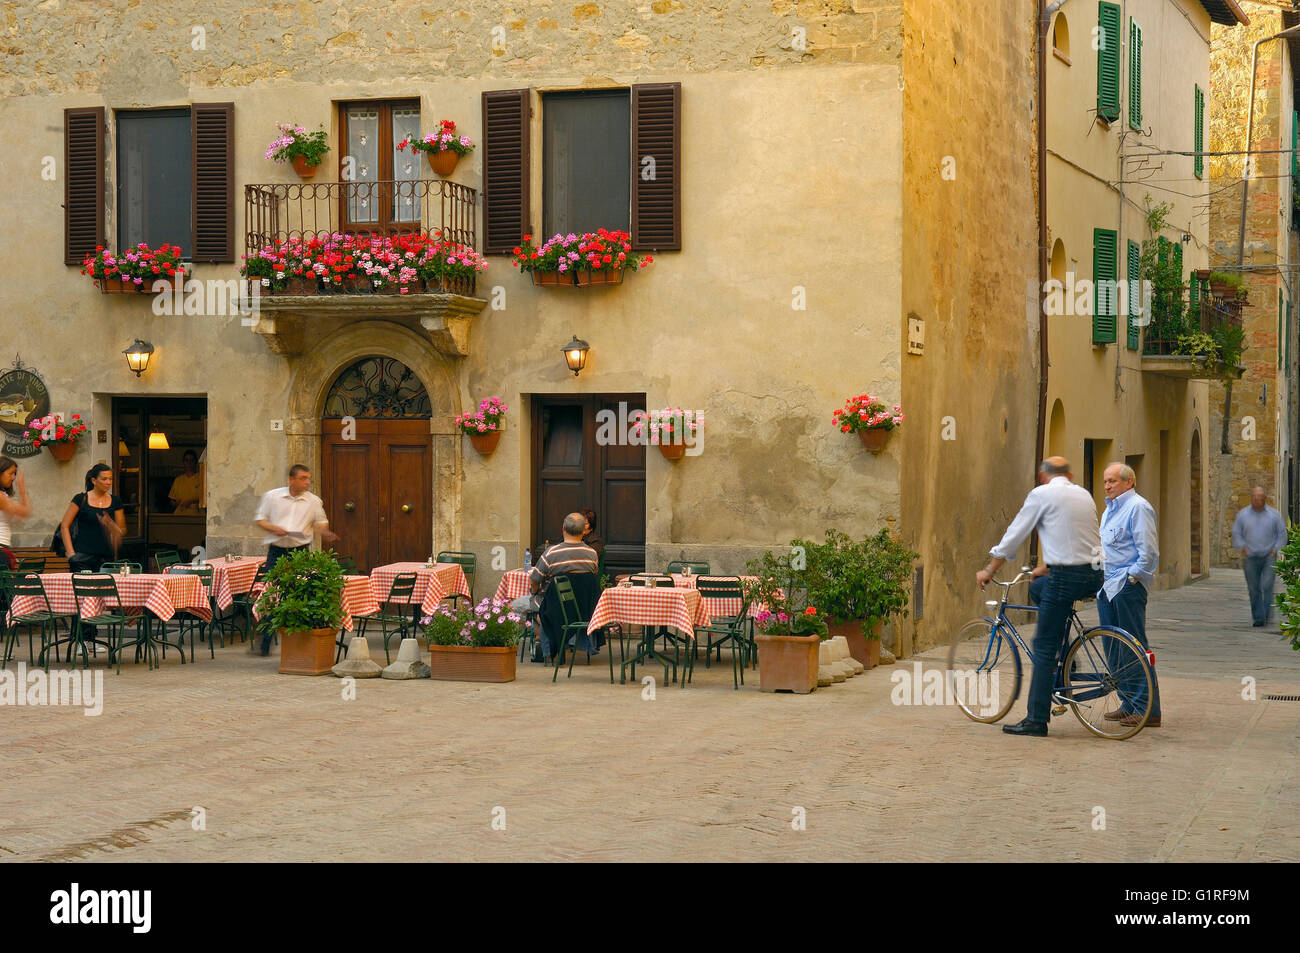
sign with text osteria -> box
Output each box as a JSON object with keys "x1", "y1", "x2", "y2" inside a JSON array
[{"x1": 0, "y1": 356, "x2": 51, "y2": 458}]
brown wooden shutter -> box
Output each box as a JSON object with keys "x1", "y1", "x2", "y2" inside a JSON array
[
  {"x1": 64, "y1": 107, "x2": 105, "y2": 265},
  {"x1": 481, "y1": 89, "x2": 531, "y2": 254},
  {"x1": 631, "y1": 83, "x2": 681, "y2": 252},
  {"x1": 192, "y1": 102, "x2": 234, "y2": 263}
]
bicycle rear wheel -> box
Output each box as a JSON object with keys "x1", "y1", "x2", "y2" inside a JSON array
[
  {"x1": 947, "y1": 618, "x2": 1021, "y2": 723},
  {"x1": 1061, "y1": 626, "x2": 1153, "y2": 740}
]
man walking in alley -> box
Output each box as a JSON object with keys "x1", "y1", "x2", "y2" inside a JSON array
[
  {"x1": 1097, "y1": 463, "x2": 1161, "y2": 728},
  {"x1": 977, "y1": 456, "x2": 1102, "y2": 737},
  {"x1": 1232, "y1": 486, "x2": 1287, "y2": 627}
]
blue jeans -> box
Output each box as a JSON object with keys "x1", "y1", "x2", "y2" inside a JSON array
[
  {"x1": 1097, "y1": 580, "x2": 1161, "y2": 719},
  {"x1": 1243, "y1": 554, "x2": 1276, "y2": 624},
  {"x1": 1027, "y1": 565, "x2": 1103, "y2": 724}
]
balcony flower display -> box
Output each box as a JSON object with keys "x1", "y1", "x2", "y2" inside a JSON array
[
  {"x1": 82, "y1": 244, "x2": 185, "y2": 294},
  {"x1": 510, "y1": 229, "x2": 653, "y2": 287},
  {"x1": 398, "y1": 120, "x2": 474, "y2": 176},
  {"x1": 833, "y1": 393, "x2": 903, "y2": 454},
  {"x1": 265, "y1": 122, "x2": 330, "y2": 178},
  {"x1": 240, "y1": 233, "x2": 487, "y2": 296},
  {"x1": 456, "y1": 397, "x2": 508, "y2": 455}
]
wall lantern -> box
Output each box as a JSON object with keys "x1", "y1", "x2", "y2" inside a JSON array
[
  {"x1": 561, "y1": 335, "x2": 590, "y2": 376},
  {"x1": 123, "y1": 340, "x2": 155, "y2": 377}
]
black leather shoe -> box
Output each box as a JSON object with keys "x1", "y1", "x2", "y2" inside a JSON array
[{"x1": 1002, "y1": 718, "x2": 1048, "y2": 736}]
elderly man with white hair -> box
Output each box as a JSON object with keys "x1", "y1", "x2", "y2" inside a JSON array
[{"x1": 1097, "y1": 462, "x2": 1161, "y2": 728}]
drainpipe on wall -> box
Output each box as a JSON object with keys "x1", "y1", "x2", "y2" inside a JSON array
[{"x1": 1036, "y1": 1, "x2": 1067, "y2": 476}]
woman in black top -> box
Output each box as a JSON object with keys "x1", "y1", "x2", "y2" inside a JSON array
[{"x1": 59, "y1": 464, "x2": 126, "y2": 572}]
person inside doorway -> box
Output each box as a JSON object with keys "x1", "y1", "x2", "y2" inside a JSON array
[{"x1": 168, "y1": 449, "x2": 204, "y2": 514}]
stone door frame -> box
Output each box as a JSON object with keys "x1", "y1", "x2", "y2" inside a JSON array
[{"x1": 285, "y1": 321, "x2": 463, "y2": 554}]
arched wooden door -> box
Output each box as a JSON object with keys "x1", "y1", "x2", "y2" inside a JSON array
[{"x1": 321, "y1": 357, "x2": 432, "y2": 571}]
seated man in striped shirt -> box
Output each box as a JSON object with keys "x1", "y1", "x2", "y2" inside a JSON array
[{"x1": 529, "y1": 512, "x2": 599, "y2": 593}]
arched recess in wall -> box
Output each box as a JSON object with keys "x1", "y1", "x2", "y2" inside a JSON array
[
  {"x1": 1052, "y1": 13, "x2": 1070, "y2": 60},
  {"x1": 1048, "y1": 399, "x2": 1066, "y2": 458},
  {"x1": 1050, "y1": 239, "x2": 1067, "y2": 287}
]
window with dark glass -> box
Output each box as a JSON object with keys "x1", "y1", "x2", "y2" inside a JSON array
[
  {"x1": 117, "y1": 109, "x2": 192, "y2": 254},
  {"x1": 543, "y1": 90, "x2": 631, "y2": 237},
  {"x1": 339, "y1": 99, "x2": 421, "y2": 230}
]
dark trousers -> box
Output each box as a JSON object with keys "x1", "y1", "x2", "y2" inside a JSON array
[
  {"x1": 1027, "y1": 565, "x2": 1103, "y2": 724},
  {"x1": 1243, "y1": 554, "x2": 1276, "y2": 625},
  {"x1": 260, "y1": 545, "x2": 307, "y2": 651},
  {"x1": 1097, "y1": 580, "x2": 1161, "y2": 718}
]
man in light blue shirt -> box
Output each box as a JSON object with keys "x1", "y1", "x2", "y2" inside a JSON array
[
  {"x1": 1231, "y1": 486, "x2": 1288, "y2": 627},
  {"x1": 1097, "y1": 463, "x2": 1161, "y2": 727}
]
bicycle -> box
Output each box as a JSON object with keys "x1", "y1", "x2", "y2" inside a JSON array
[{"x1": 947, "y1": 567, "x2": 1156, "y2": 740}]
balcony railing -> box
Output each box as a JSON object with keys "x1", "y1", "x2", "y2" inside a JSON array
[
  {"x1": 244, "y1": 178, "x2": 477, "y2": 260},
  {"x1": 1142, "y1": 281, "x2": 1243, "y2": 358}
]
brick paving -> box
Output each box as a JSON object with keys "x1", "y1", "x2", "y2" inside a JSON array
[{"x1": 1, "y1": 569, "x2": 1297, "y2": 862}]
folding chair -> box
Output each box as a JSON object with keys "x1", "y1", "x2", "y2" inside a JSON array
[{"x1": 70, "y1": 574, "x2": 150, "y2": 674}]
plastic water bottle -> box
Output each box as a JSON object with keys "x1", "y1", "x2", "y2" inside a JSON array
[{"x1": 524, "y1": 548, "x2": 532, "y2": 571}]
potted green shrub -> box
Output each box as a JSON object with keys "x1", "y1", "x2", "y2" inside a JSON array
[
  {"x1": 796, "y1": 528, "x2": 918, "y2": 668},
  {"x1": 422, "y1": 597, "x2": 522, "y2": 682},
  {"x1": 1274, "y1": 523, "x2": 1300, "y2": 652},
  {"x1": 745, "y1": 549, "x2": 829, "y2": 693},
  {"x1": 253, "y1": 548, "x2": 345, "y2": 675}
]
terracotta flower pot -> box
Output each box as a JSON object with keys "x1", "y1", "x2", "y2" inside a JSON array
[
  {"x1": 427, "y1": 644, "x2": 516, "y2": 682},
  {"x1": 531, "y1": 271, "x2": 572, "y2": 287},
  {"x1": 658, "y1": 442, "x2": 686, "y2": 461},
  {"x1": 46, "y1": 442, "x2": 76, "y2": 462},
  {"x1": 574, "y1": 269, "x2": 624, "y2": 287},
  {"x1": 858, "y1": 428, "x2": 889, "y2": 454},
  {"x1": 278, "y1": 627, "x2": 338, "y2": 675},
  {"x1": 468, "y1": 430, "x2": 501, "y2": 454},
  {"x1": 426, "y1": 149, "x2": 460, "y2": 176},
  {"x1": 755, "y1": 632, "x2": 820, "y2": 693},
  {"x1": 283, "y1": 275, "x2": 318, "y2": 295},
  {"x1": 826, "y1": 619, "x2": 885, "y2": 668},
  {"x1": 97, "y1": 278, "x2": 150, "y2": 294},
  {"x1": 291, "y1": 155, "x2": 319, "y2": 178}
]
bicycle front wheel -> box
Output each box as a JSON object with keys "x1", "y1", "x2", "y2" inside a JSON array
[
  {"x1": 1061, "y1": 626, "x2": 1153, "y2": 740},
  {"x1": 947, "y1": 618, "x2": 1021, "y2": 723}
]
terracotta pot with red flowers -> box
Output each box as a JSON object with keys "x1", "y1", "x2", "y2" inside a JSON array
[
  {"x1": 23, "y1": 413, "x2": 88, "y2": 463},
  {"x1": 457, "y1": 397, "x2": 508, "y2": 455},
  {"x1": 397, "y1": 120, "x2": 475, "y2": 178},
  {"x1": 82, "y1": 245, "x2": 186, "y2": 294},
  {"x1": 510, "y1": 229, "x2": 653, "y2": 286},
  {"x1": 631, "y1": 407, "x2": 701, "y2": 461},
  {"x1": 832, "y1": 393, "x2": 903, "y2": 454}
]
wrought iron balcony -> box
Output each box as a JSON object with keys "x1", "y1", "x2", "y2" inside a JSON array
[
  {"x1": 244, "y1": 178, "x2": 477, "y2": 258},
  {"x1": 1142, "y1": 286, "x2": 1246, "y2": 379}
]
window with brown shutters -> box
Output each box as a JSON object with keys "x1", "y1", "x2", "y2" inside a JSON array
[
  {"x1": 64, "y1": 107, "x2": 105, "y2": 265},
  {"x1": 631, "y1": 82, "x2": 681, "y2": 252},
  {"x1": 192, "y1": 102, "x2": 234, "y2": 263},
  {"x1": 481, "y1": 89, "x2": 531, "y2": 255}
]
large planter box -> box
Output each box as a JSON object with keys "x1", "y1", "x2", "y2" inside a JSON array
[
  {"x1": 278, "y1": 627, "x2": 338, "y2": 675},
  {"x1": 827, "y1": 619, "x2": 883, "y2": 669},
  {"x1": 428, "y1": 644, "x2": 516, "y2": 682},
  {"x1": 755, "y1": 633, "x2": 820, "y2": 693}
]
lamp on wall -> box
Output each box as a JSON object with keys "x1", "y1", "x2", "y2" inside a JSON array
[
  {"x1": 123, "y1": 340, "x2": 155, "y2": 377},
  {"x1": 561, "y1": 335, "x2": 590, "y2": 376},
  {"x1": 148, "y1": 431, "x2": 170, "y2": 450}
]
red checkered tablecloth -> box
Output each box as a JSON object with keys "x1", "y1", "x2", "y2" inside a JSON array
[
  {"x1": 370, "y1": 562, "x2": 470, "y2": 617},
  {"x1": 8, "y1": 573, "x2": 210, "y2": 623},
  {"x1": 250, "y1": 574, "x2": 379, "y2": 631},
  {"x1": 624, "y1": 574, "x2": 762, "y2": 619},
  {"x1": 493, "y1": 569, "x2": 533, "y2": 603},
  {"x1": 201, "y1": 556, "x2": 265, "y2": 610},
  {"x1": 586, "y1": 586, "x2": 708, "y2": 640}
]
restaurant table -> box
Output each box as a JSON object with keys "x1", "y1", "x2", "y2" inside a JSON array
[
  {"x1": 8, "y1": 572, "x2": 210, "y2": 624},
  {"x1": 586, "y1": 586, "x2": 710, "y2": 684},
  {"x1": 250, "y1": 574, "x2": 380, "y2": 632},
  {"x1": 625, "y1": 573, "x2": 763, "y2": 619},
  {"x1": 198, "y1": 555, "x2": 266, "y2": 610},
  {"x1": 492, "y1": 568, "x2": 534, "y2": 603},
  {"x1": 369, "y1": 562, "x2": 470, "y2": 617}
]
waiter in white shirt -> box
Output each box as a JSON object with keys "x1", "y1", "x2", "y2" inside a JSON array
[{"x1": 976, "y1": 456, "x2": 1102, "y2": 737}]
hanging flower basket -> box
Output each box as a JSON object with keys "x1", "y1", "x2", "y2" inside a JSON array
[
  {"x1": 468, "y1": 430, "x2": 502, "y2": 455},
  {"x1": 426, "y1": 150, "x2": 460, "y2": 176},
  {"x1": 858, "y1": 429, "x2": 889, "y2": 454},
  {"x1": 291, "y1": 155, "x2": 320, "y2": 178},
  {"x1": 397, "y1": 120, "x2": 474, "y2": 177}
]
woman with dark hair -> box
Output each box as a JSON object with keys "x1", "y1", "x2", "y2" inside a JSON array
[
  {"x1": 59, "y1": 463, "x2": 126, "y2": 573},
  {"x1": 579, "y1": 507, "x2": 604, "y2": 560},
  {"x1": 0, "y1": 455, "x2": 32, "y2": 569}
]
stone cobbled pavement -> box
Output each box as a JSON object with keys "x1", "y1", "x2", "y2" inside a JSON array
[{"x1": 1, "y1": 569, "x2": 1297, "y2": 862}]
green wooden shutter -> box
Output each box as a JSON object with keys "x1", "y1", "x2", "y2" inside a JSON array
[
  {"x1": 1126, "y1": 239, "x2": 1141, "y2": 349},
  {"x1": 1188, "y1": 269, "x2": 1199, "y2": 317},
  {"x1": 1194, "y1": 86, "x2": 1205, "y2": 179},
  {"x1": 1094, "y1": 228, "x2": 1118, "y2": 343},
  {"x1": 1098, "y1": 3, "x2": 1121, "y2": 123},
  {"x1": 1128, "y1": 19, "x2": 1142, "y2": 131}
]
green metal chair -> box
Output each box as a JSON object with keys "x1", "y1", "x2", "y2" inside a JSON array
[
  {"x1": 169, "y1": 565, "x2": 220, "y2": 661},
  {"x1": 152, "y1": 550, "x2": 182, "y2": 573},
  {"x1": 3, "y1": 573, "x2": 75, "y2": 670},
  {"x1": 334, "y1": 553, "x2": 358, "y2": 574},
  {"x1": 435, "y1": 551, "x2": 477, "y2": 603},
  {"x1": 357, "y1": 571, "x2": 418, "y2": 663},
  {"x1": 230, "y1": 561, "x2": 271, "y2": 643},
  {"x1": 551, "y1": 575, "x2": 609, "y2": 683},
  {"x1": 15, "y1": 557, "x2": 46, "y2": 574},
  {"x1": 692, "y1": 576, "x2": 751, "y2": 689},
  {"x1": 666, "y1": 560, "x2": 711, "y2": 576},
  {"x1": 101, "y1": 561, "x2": 143, "y2": 574},
  {"x1": 70, "y1": 574, "x2": 150, "y2": 673}
]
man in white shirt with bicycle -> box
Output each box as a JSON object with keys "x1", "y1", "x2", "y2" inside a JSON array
[{"x1": 977, "y1": 457, "x2": 1102, "y2": 737}]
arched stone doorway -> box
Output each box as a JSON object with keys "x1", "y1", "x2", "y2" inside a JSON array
[
  {"x1": 285, "y1": 321, "x2": 462, "y2": 566},
  {"x1": 1190, "y1": 427, "x2": 1203, "y2": 575}
]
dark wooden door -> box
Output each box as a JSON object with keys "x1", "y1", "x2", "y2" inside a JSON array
[
  {"x1": 532, "y1": 395, "x2": 645, "y2": 575},
  {"x1": 322, "y1": 418, "x2": 431, "y2": 571}
]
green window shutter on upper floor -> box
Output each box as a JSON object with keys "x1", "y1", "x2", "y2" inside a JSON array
[
  {"x1": 1194, "y1": 86, "x2": 1205, "y2": 179},
  {"x1": 1127, "y1": 239, "x2": 1141, "y2": 349},
  {"x1": 1129, "y1": 19, "x2": 1142, "y2": 131},
  {"x1": 1094, "y1": 228, "x2": 1118, "y2": 344},
  {"x1": 1098, "y1": 3, "x2": 1121, "y2": 123}
]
